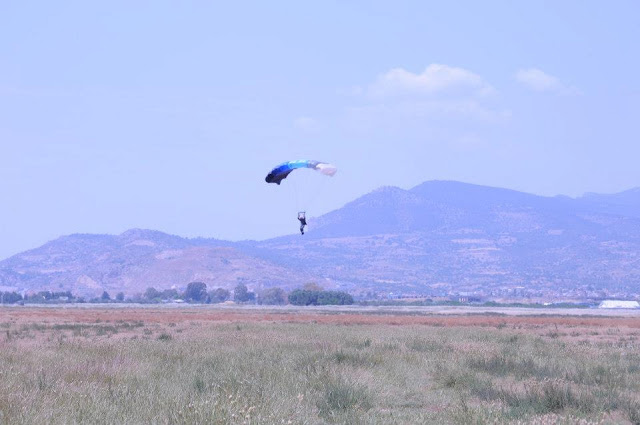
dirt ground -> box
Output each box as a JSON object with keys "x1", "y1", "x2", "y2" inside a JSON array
[
  {"x1": 2, "y1": 305, "x2": 640, "y2": 345},
  {"x1": 3, "y1": 305, "x2": 640, "y2": 327}
]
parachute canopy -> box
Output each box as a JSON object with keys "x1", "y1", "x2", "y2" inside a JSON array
[{"x1": 265, "y1": 160, "x2": 337, "y2": 185}]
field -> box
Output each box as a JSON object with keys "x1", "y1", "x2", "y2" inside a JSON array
[{"x1": 2, "y1": 306, "x2": 640, "y2": 424}]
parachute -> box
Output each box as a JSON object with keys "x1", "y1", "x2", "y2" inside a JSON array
[
  {"x1": 265, "y1": 160, "x2": 337, "y2": 185},
  {"x1": 265, "y1": 160, "x2": 337, "y2": 235}
]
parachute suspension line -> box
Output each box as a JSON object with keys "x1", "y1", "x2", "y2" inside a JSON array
[
  {"x1": 305, "y1": 172, "x2": 332, "y2": 216},
  {"x1": 291, "y1": 176, "x2": 301, "y2": 213},
  {"x1": 293, "y1": 167, "x2": 328, "y2": 223},
  {"x1": 299, "y1": 167, "x2": 320, "y2": 218},
  {"x1": 290, "y1": 167, "x2": 308, "y2": 214}
]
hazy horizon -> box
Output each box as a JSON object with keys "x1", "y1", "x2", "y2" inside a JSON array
[{"x1": 2, "y1": 1, "x2": 639, "y2": 259}]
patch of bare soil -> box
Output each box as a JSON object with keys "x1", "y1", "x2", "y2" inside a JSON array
[{"x1": 3, "y1": 306, "x2": 640, "y2": 346}]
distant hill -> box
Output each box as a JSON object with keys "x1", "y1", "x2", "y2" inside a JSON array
[
  {"x1": 0, "y1": 229, "x2": 313, "y2": 297},
  {"x1": 577, "y1": 187, "x2": 640, "y2": 219},
  {"x1": 257, "y1": 181, "x2": 640, "y2": 297},
  {"x1": 1, "y1": 181, "x2": 640, "y2": 299}
]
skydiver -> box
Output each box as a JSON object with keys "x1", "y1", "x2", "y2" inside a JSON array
[{"x1": 298, "y1": 212, "x2": 307, "y2": 235}]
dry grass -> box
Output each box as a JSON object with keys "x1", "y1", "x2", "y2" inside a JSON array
[{"x1": 1, "y1": 307, "x2": 639, "y2": 424}]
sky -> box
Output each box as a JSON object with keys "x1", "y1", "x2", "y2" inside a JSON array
[{"x1": 1, "y1": 1, "x2": 639, "y2": 259}]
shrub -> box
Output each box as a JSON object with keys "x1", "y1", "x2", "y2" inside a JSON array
[
  {"x1": 317, "y1": 376, "x2": 372, "y2": 419},
  {"x1": 157, "y1": 333, "x2": 172, "y2": 341}
]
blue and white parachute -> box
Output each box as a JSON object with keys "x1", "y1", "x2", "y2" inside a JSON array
[{"x1": 265, "y1": 160, "x2": 337, "y2": 185}]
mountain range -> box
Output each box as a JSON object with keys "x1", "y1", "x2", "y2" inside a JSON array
[{"x1": 1, "y1": 181, "x2": 639, "y2": 299}]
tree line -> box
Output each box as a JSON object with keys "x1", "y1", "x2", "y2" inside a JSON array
[{"x1": 0, "y1": 282, "x2": 353, "y2": 306}]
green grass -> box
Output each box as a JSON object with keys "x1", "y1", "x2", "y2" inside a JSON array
[{"x1": 0, "y1": 321, "x2": 639, "y2": 424}]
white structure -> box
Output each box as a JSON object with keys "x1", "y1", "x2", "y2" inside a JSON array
[{"x1": 598, "y1": 300, "x2": 640, "y2": 309}]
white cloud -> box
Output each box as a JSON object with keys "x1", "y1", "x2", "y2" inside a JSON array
[
  {"x1": 339, "y1": 64, "x2": 508, "y2": 145},
  {"x1": 515, "y1": 68, "x2": 573, "y2": 93},
  {"x1": 368, "y1": 64, "x2": 494, "y2": 99}
]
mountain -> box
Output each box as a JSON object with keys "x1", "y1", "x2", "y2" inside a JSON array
[
  {"x1": 256, "y1": 181, "x2": 640, "y2": 297},
  {"x1": 0, "y1": 229, "x2": 314, "y2": 297},
  {"x1": 577, "y1": 187, "x2": 640, "y2": 219},
  {"x1": 1, "y1": 181, "x2": 640, "y2": 299}
]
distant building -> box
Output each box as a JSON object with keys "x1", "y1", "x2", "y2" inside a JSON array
[
  {"x1": 598, "y1": 300, "x2": 640, "y2": 309},
  {"x1": 451, "y1": 295, "x2": 482, "y2": 303}
]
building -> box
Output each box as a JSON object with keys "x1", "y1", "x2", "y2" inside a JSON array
[{"x1": 598, "y1": 300, "x2": 640, "y2": 309}]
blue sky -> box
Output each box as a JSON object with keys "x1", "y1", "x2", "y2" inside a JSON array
[{"x1": 1, "y1": 1, "x2": 639, "y2": 259}]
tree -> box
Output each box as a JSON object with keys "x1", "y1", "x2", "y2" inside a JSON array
[
  {"x1": 258, "y1": 287, "x2": 287, "y2": 305},
  {"x1": 101, "y1": 291, "x2": 111, "y2": 301},
  {"x1": 115, "y1": 292, "x2": 125, "y2": 302},
  {"x1": 317, "y1": 291, "x2": 354, "y2": 305},
  {"x1": 38, "y1": 291, "x2": 53, "y2": 300},
  {"x1": 161, "y1": 288, "x2": 179, "y2": 300},
  {"x1": 288, "y1": 289, "x2": 319, "y2": 306},
  {"x1": 1, "y1": 291, "x2": 23, "y2": 304},
  {"x1": 144, "y1": 287, "x2": 161, "y2": 301},
  {"x1": 25, "y1": 293, "x2": 47, "y2": 303},
  {"x1": 50, "y1": 291, "x2": 73, "y2": 301},
  {"x1": 209, "y1": 288, "x2": 230, "y2": 304},
  {"x1": 234, "y1": 284, "x2": 255, "y2": 303},
  {"x1": 288, "y1": 289, "x2": 354, "y2": 306},
  {"x1": 185, "y1": 281, "x2": 207, "y2": 302}
]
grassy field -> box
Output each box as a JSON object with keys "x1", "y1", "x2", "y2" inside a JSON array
[{"x1": 1, "y1": 307, "x2": 640, "y2": 424}]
